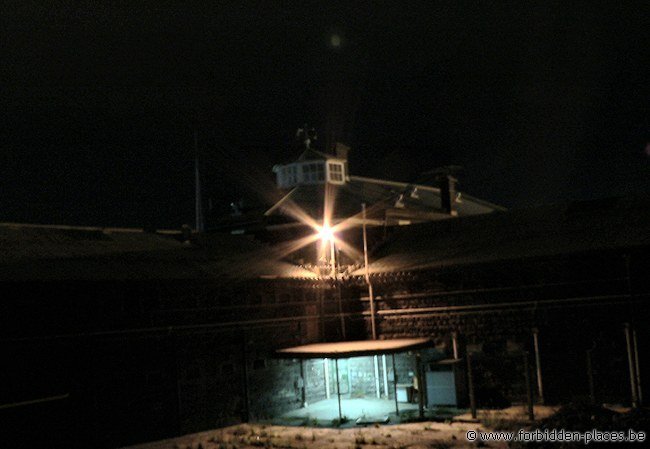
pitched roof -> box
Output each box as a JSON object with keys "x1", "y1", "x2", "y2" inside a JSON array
[
  {"x1": 266, "y1": 175, "x2": 502, "y2": 222},
  {"x1": 354, "y1": 196, "x2": 650, "y2": 275},
  {"x1": 0, "y1": 223, "x2": 316, "y2": 281},
  {"x1": 297, "y1": 147, "x2": 335, "y2": 161}
]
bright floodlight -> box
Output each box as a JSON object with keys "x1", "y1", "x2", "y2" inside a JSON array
[{"x1": 318, "y1": 224, "x2": 334, "y2": 242}]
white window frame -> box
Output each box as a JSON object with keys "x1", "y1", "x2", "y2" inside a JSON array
[{"x1": 326, "y1": 161, "x2": 346, "y2": 184}]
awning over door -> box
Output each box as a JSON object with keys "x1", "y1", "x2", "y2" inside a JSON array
[{"x1": 276, "y1": 338, "x2": 431, "y2": 359}]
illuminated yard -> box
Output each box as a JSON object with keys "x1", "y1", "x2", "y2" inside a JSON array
[
  {"x1": 280, "y1": 398, "x2": 419, "y2": 423},
  {"x1": 123, "y1": 421, "x2": 507, "y2": 449}
]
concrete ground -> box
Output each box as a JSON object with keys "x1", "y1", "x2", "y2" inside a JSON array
[
  {"x1": 122, "y1": 406, "x2": 569, "y2": 449},
  {"x1": 123, "y1": 421, "x2": 508, "y2": 449},
  {"x1": 281, "y1": 397, "x2": 419, "y2": 422}
]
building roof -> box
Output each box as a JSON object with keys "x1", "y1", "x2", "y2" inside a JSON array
[
  {"x1": 266, "y1": 175, "x2": 502, "y2": 223},
  {"x1": 354, "y1": 196, "x2": 650, "y2": 275},
  {"x1": 0, "y1": 223, "x2": 317, "y2": 281},
  {"x1": 296, "y1": 147, "x2": 335, "y2": 161},
  {"x1": 276, "y1": 338, "x2": 431, "y2": 359}
]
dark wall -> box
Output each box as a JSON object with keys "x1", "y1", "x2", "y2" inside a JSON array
[
  {"x1": 0, "y1": 277, "x2": 318, "y2": 449},
  {"x1": 2, "y1": 246, "x2": 648, "y2": 448},
  {"x1": 352, "y1": 248, "x2": 650, "y2": 407}
]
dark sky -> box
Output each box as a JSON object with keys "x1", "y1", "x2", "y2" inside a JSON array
[{"x1": 2, "y1": 1, "x2": 649, "y2": 228}]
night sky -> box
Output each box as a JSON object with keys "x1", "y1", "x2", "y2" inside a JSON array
[{"x1": 2, "y1": 1, "x2": 649, "y2": 228}]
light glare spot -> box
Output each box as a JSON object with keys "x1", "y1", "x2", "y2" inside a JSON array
[{"x1": 318, "y1": 225, "x2": 334, "y2": 242}]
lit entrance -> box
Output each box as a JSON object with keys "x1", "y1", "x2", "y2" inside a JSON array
[{"x1": 275, "y1": 339, "x2": 431, "y2": 424}]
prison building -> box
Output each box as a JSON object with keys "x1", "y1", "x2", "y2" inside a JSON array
[{"x1": 1, "y1": 195, "x2": 649, "y2": 448}]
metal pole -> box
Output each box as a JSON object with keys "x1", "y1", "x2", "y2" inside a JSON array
[
  {"x1": 416, "y1": 352, "x2": 425, "y2": 419},
  {"x1": 324, "y1": 358, "x2": 330, "y2": 399},
  {"x1": 332, "y1": 242, "x2": 346, "y2": 340},
  {"x1": 524, "y1": 352, "x2": 535, "y2": 421},
  {"x1": 300, "y1": 359, "x2": 306, "y2": 407},
  {"x1": 336, "y1": 283, "x2": 346, "y2": 340},
  {"x1": 382, "y1": 354, "x2": 389, "y2": 398},
  {"x1": 467, "y1": 350, "x2": 476, "y2": 420},
  {"x1": 374, "y1": 355, "x2": 381, "y2": 398},
  {"x1": 633, "y1": 328, "x2": 643, "y2": 406},
  {"x1": 452, "y1": 332, "x2": 459, "y2": 360},
  {"x1": 586, "y1": 347, "x2": 596, "y2": 405},
  {"x1": 319, "y1": 289, "x2": 325, "y2": 341},
  {"x1": 532, "y1": 328, "x2": 544, "y2": 404},
  {"x1": 362, "y1": 203, "x2": 377, "y2": 340},
  {"x1": 335, "y1": 358, "x2": 342, "y2": 422},
  {"x1": 392, "y1": 353, "x2": 399, "y2": 416},
  {"x1": 624, "y1": 323, "x2": 639, "y2": 408}
]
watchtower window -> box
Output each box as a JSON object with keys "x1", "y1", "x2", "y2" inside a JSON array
[
  {"x1": 274, "y1": 159, "x2": 344, "y2": 188},
  {"x1": 301, "y1": 162, "x2": 325, "y2": 183},
  {"x1": 327, "y1": 162, "x2": 345, "y2": 184}
]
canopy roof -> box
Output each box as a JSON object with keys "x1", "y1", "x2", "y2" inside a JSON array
[{"x1": 276, "y1": 338, "x2": 431, "y2": 359}]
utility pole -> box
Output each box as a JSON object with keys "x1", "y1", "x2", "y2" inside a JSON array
[
  {"x1": 625, "y1": 323, "x2": 639, "y2": 408},
  {"x1": 362, "y1": 203, "x2": 377, "y2": 340},
  {"x1": 532, "y1": 328, "x2": 544, "y2": 404}
]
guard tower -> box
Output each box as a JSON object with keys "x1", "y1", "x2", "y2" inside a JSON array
[{"x1": 273, "y1": 126, "x2": 349, "y2": 189}]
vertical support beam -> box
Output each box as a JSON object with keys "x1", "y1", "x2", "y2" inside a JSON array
[
  {"x1": 466, "y1": 350, "x2": 477, "y2": 420},
  {"x1": 324, "y1": 358, "x2": 330, "y2": 399},
  {"x1": 532, "y1": 328, "x2": 544, "y2": 404},
  {"x1": 586, "y1": 346, "x2": 596, "y2": 405},
  {"x1": 382, "y1": 354, "x2": 389, "y2": 398},
  {"x1": 416, "y1": 352, "x2": 425, "y2": 419},
  {"x1": 524, "y1": 352, "x2": 535, "y2": 421},
  {"x1": 451, "y1": 332, "x2": 460, "y2": 410},
  {"x1": 392, "y1": 354, "x2": 399, "y2": 416},
  {"x1": 337, "y1": 282, "x2": 346, "y2": 340},
  {"x1": 299, "y1": 359, "x2": 306, "y2": 407},
  {"x1": 374, "y1": 355, "x2": 381, "y2": 398},
  {"x1": 633, "y1": 328, "x2": 643, "y2": 406},
  {"x1": 332, "y1": 242, "x2": 346, "y2": 340},
  {"x1": 319, "y1": 288, "x2": 325, "y2": 341},
  {"x1": 362, "y1": 203, "x2": 377, "y2": 340},
  {"x1": 335, "y1": 358, "x2": 342, "y2": 422},
  {"x1": 625, "y1": 323, "x2": 639, "y2": 408}
]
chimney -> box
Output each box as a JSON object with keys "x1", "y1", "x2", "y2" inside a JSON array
[
  {"x1": 334, "y1": 142, "x2": 350, "y2": 160},
  {"x1": 437, "y1": 174, "x2": 458, "y2": 216}
]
